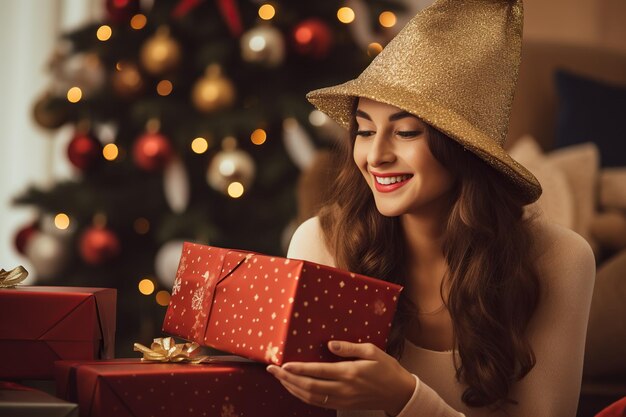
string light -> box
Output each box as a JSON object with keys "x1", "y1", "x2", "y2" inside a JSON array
[
  {"x1": 156, "y1": 80, "x2": 173, "y2": 96},
  {"x1": 54, "y1": 213, "x2": 70, "y2": 230},
  {"x1": 367, "y1": 42, "x2": 383, "y2": 57},
  {"x1": 138, "y1": 278, "x2": 155, "y2": 295},
  {"x1": 379, "y1": 11, "x2": 397, "y2": 28},
  {"x1": 191, "y1": 137, "x2": 209, "y2": 154},
  {"x1": 156, "y1": 290, "x2": 171, "y2": 306},
  {"x1": 337, "y1": 7, "x2": 355, "y2": 24},
  {"x1": 96, "y1": 25, "x2": 112, "y2": 41},
  {"x1": 103, "y1": 143, "x2": 119, "y2": 161},
  {"x1": 250, "y1": 129, "x2": 267, "y2": 145},
  {"x1": 227, "y1": 182, "x2": 244, "y2": 198},
  {"x1": 258, "y1": 4, "x2": 275, "y2": 20},
  {"x1": 133, "y1": 217, "x2": 150, "y2": 234},
  {"x1": 67, "y1": 87, "x2": 82, "y2": 103},
  {"x1": 130, "y1": 14, "x2": 147, "y2": 30}
]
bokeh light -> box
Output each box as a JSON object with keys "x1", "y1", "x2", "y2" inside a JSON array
[
  {"x1": 250, "y1": 129, "x2": 267, "y2": 145},
  {"x1": 130, "y1": 14, "x2": 147, "y2": 30},
  {"x1": 367, "y1": 42, "x2": 383, "y2": 57},
  {"x1": 227, "y1": 182, "x2": 244, "y2": 198},
  {"x1": 54, "y1": 213, "x2": 70, "y2": 230},
  {"x1": 133, "y1": 217, "x2": 150, "y2": 234},
  {"x1": 138, "y1": 278, "x2": 155, "y2": 295},
  {"x1": 96, "y1": 25, "x2": 112, "y2": 41},
  {"x1": 156, "y1": 290, "x2": 171, "y2": 306},
  {"x1": 258, "y1": 4, "x2": 275, "y2": 20},
  {"x1": 191, "y1": 137, "x2": 209, "y2": 154},
  {"x1": 337, "y1": 7, "x2": 355, "y2": 24},
  {"x1": 103, "y1": 143, "x2": 119, "y2": 161},
  {"x1": 379, "y1": 11, "x2": 397, "y2": 28},
  {"x1": 156, "y1": 80, "x2": 173, "y2": 96},
  {"x1": 67, "y1": 87, "x2": 82, "y2": 103}
]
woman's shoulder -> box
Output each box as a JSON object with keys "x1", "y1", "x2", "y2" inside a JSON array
[
  {"x1": 287, "y1": 217, "x2": 337, "y2": 268},
  {"x1": 528, "y1": 217, "x2": 596, "y2": 298}
]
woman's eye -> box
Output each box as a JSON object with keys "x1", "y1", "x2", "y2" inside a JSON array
[
  {"x1": 356, "y1": 130, "x2": 375, "y2": 137},
  {"x1": 396, "y1": 130, "x2": 421, "y2": 138}
]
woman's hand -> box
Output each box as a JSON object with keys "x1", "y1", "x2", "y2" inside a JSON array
[{"x1": 266, "y1": 340, "x2": 416, "y2": 416}]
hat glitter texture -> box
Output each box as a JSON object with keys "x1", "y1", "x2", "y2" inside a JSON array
[{"x1": 307, "y1": 0, "x2": 542, "y2": 204}]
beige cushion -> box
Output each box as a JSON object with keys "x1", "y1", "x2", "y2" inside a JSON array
[
  {"x1": 508, "y1": 135, "x2": 574, "y2": 230},
  {"x1": 590, "y1": 211, "x2": 626, "y2": 251},
  {"x1": 546, "y1": 142, "x2": 600, "y2": 245},
  {"x1": 599, "y1": 168, "x2": 626, "y2": 211},
  {"x1": 584, "y1": 249, "x2": 626, "y2": 377}
]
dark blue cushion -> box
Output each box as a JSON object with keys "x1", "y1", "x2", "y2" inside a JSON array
[{"x1": 555, "y1": 70, "x2": 626, "y2": 167}]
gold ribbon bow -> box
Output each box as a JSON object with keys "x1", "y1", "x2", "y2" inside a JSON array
[
  {"x1": 133, "y1": 337, "x2": 210, "y2": 363},
  {"x1": 0, "y1": 266, "x2": 28, "y2": 288}
]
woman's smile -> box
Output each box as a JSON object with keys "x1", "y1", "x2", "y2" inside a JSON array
[{"x1": 371, "y1": 172, "x2": 414, "y2": 193}]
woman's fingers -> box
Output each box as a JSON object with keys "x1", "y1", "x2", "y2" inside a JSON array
[
  {"x1": 328, "y1": 341, "x2": 381, "y2": 360},
  {"x1": 267, "y1": 364, "x2": 340, "y2": 392},
  {"x1": 278, "y1": 379, "x2": 334, "y2": 408}
]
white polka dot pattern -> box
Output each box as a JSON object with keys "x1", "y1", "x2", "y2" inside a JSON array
[
  {"x1": 69, "y1": 358, "x2": 333, "y2": 416},
  {"x1": 163, "y1": 243, "x2": 403, "y2": 365}
]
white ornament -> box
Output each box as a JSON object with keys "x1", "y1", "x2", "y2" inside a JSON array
[
  {"x1": 24, "y1": 232, "x2": 69, "y2": 281},
  {"x1": 240, "y1": 24, "x2": 285, "y2": 67},
  {"x1": 164, "y1": 157, "x2": 190, "y2": 213},
  {"x1": 282, "y1": 118, "x2": 316, "y2": 170},
  {"x1": 155, "y1": 240, "x2": 186, "y2": 289}
]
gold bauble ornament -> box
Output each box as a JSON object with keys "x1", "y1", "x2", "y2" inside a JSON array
[
  {"x1": 111, "y1": 61, "x2": 144, "y2": 98},
  {"x1": 191, "y1": 64, "x2": 236, "y2": 113},
  {"x1": 207, "y1": 137, "x2": 256, "y2": 194},
  {"x1": 240, "y1": 24, "x2": 285, "y2": 67},
  {"x1": 32, "y1": 92, "x2": 68, "y2": 129},
  {"x1": 140, "y1": 26, "x2": 182, "y2": 75}
]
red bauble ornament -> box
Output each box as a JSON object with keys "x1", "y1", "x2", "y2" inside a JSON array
[
  {"x1": 14, "y1": 223, "x2": 38, "y2": 255},
  {"x1": 133, "y1": 132, "x2": 174, "y2": 171},
  {"x1": 292, "y1": 19, "x2": 333, "y2": 59},
  {"x1": 79, "y1": 226, "x2": 121, "y2": 265},
  {"x1": 67, "y1": 132, "x2": 102, "y2": 171},
  {"x1": 106, "y1": 0, "x2": 141, "y2": 23}
]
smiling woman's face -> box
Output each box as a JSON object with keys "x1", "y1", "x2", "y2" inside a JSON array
[{"x1": 353, "y1": 97, "x2": 456, "y2": 217}]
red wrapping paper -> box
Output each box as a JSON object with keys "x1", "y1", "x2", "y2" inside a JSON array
[
  {"x1": 55, "y1": 357, "x2": 333, "y2": 417},
  {"x1": 0, "y1": 380, "x2": 78, "y2": 416},
  {"x1": 163, "y1": 243, "x2": 402, "y2": 364},
  {"x1": 0, "y1": 287, "x2": 116, "y2": 380}
]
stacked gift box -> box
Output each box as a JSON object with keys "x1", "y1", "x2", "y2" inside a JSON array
[{"x1": 1, "y1": 243, "x2": 402, "y2": 416}]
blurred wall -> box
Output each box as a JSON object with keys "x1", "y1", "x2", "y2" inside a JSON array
[{"x1": 523, "y1": 0, "x2": 626, "y2": 53}]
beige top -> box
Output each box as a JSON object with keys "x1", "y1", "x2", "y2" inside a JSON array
[{"x1": 287, "y1": 216, "x2": 596, "y2": 417}]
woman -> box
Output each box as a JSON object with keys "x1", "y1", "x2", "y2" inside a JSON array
[{"x1": 266, "y1": 0, "x2": 595, "y2": 416}]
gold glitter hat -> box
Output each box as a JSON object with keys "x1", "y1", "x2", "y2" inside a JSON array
[{"x1": 306, "y1": 0, "x2": 542, "y2": 204}]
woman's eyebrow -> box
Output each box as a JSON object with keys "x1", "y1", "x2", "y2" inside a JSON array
[
  {"x1": 355, "y1": 109, "x2": 371, "y2": 120},
  {"x1": 389, "y1": 111, "x2": 417, "y2": 121}
]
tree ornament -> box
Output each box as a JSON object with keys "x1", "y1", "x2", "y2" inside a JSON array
[
  {"x1": 79, "y1": 226, "x2": 121, "y2": 266},
  {"x1": 14, "y1": 222, "x2": 39, "y2": 255},
  {"x1": 52, "y1": 53, "x2": 106, "y2": 99},
  {"x1": 240, "y1": 24, "x2": 285, "y2": 67},
  {"x1": 106, "y1": 0, "x2": 141, "y2": 23},
  {"x1": 133, "y1": 129, "x2": 174, "y2": 172},
  {"x1": 207, "y1": 138, "x2": 256, "y2": 194},
  {"x1": 140, "y1": 26, "x2": 182, "y2": 75},
  {"x1": 32, "y1": 92, "x2": 68, "y2": 129},
  {"x1": 292, "y1": 19, "x2": 333, "y2": 59},
  {"x1": 111, "y1": 61, "x2": 144, "y2": 98},
  {"x1": 154, "y1": 240, "x2": 185, "y2": 288},
  {"x1": 282, "y1": 118, "x2": 316, "y2": 170},
  {"x1": 191, "y1": 64, "x2": 236, "y2": 113},
  {"x1": 24, "y1": 232, "x2": 69, "y2": 281},
  {"x1": 164, "y1": 157, "x2": 190, "y2": 213},
  {"x1": 67, "y1": 131, "x2": 102, "y2": 171}
]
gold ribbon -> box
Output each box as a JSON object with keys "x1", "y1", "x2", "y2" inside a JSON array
[
  {"x1": 133, "y1": 337, "x2": 210, "y2": 364},
  {"x1": 0, "y1": 266, "x2": 28, "y2": 288}
]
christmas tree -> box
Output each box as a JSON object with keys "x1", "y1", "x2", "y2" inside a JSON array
[{"x1": 14, "y1": 0, "x2": 405, "y2": 355}]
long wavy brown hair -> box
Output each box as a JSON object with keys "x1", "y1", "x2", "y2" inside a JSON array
[{"x1": 318, "y1": 102, "x2": 540, "y2": 408}]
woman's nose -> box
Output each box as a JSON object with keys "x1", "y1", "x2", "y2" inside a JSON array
[{"x1": 367, "y1": 133, "x2": 395, "y2": 167}]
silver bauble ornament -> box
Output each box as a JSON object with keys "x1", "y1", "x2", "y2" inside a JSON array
[
  {"x1": 240, "y1": 24, "x2": 285, "y2": 67},
  {"x1": 24, "y1": 232, "x2": 69, "y2": 281},
  {"x1": 154, "y1": 240, "x2": 185, "y2": 289},
  {"x1": 207, "y1": 148, "x2": 256, "y2": 194}
]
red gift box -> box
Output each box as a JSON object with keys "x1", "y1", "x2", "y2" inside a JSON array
[
  {"x1": 0, "y1": 287, "x2": 116, "y2": 380},
  {"x1": 163, "y1": 243, "x2": 402, "y2": 364},
  {"x1": 0, "y1": 381, "x2": 78, "y2": 416},
  {"x1": 55, "y1": 357, "x2": 333, "y2": 417}
]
